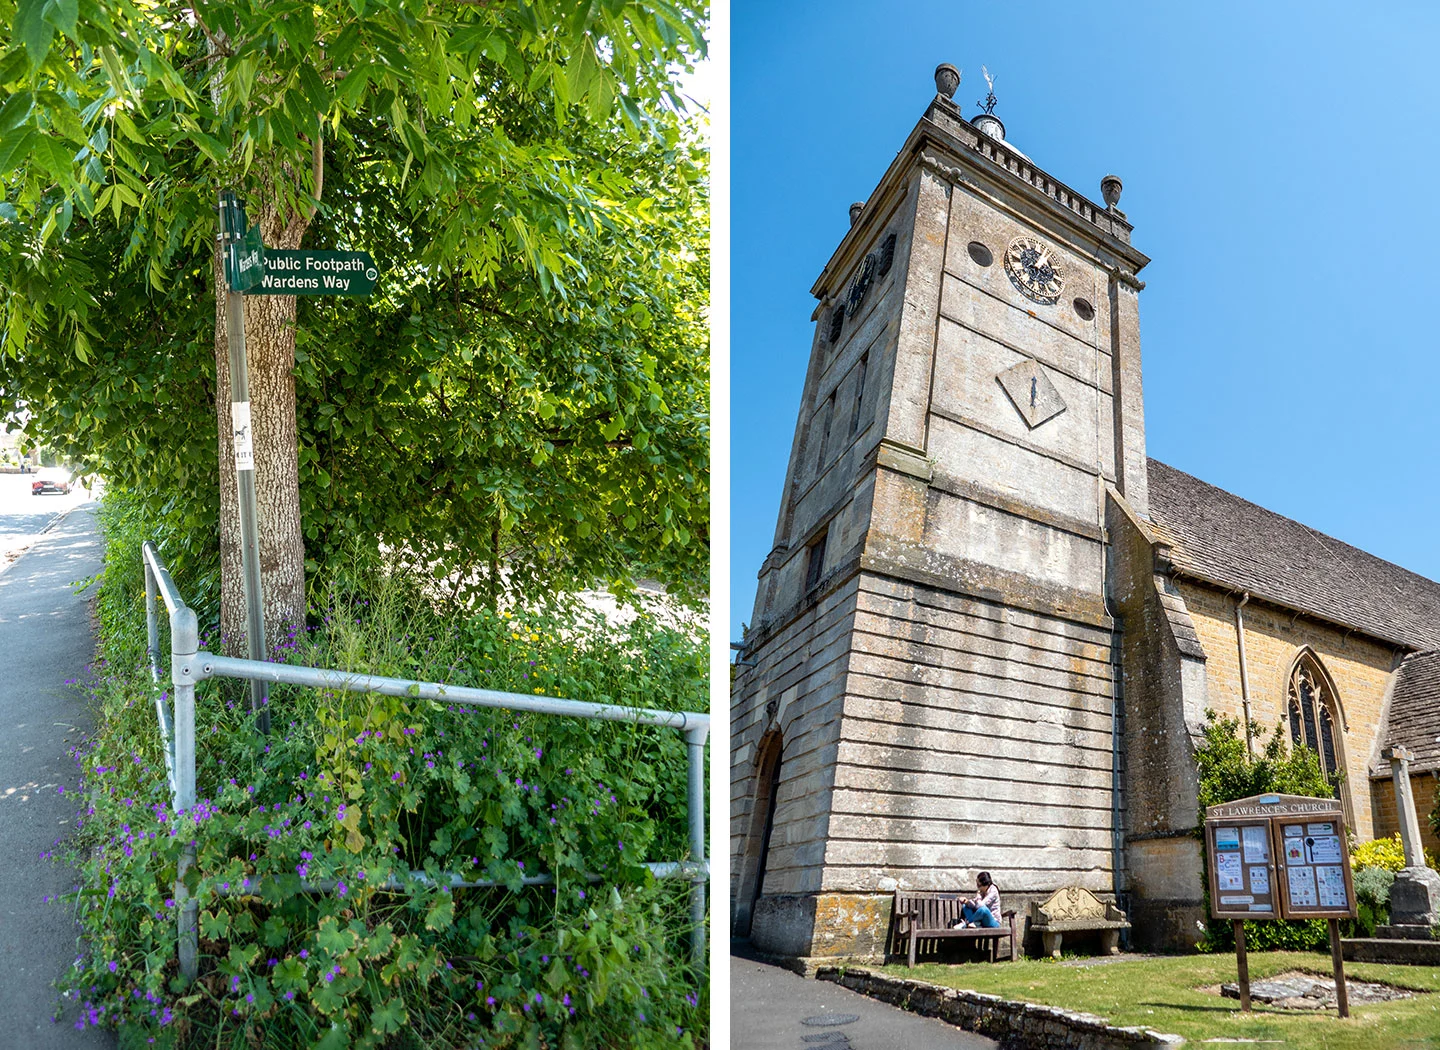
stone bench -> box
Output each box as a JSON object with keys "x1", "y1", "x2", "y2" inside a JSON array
[
  {"x1": 893, "y1": 890, "x2": 1018, "y2": 966},
  {"x1": 1028, "y1": 886, "x2": 1130, "y2": 958}
]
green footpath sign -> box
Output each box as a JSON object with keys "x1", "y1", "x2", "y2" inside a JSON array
[
  {"x1": 226, "y1": 226, "x2": 266, "y2": 292},
  {"x1": 245, "y1": 250, "x2": 379, "y2": 296}
]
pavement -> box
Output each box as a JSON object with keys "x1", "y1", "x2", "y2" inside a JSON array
[
  {"x1": 731, "y1": 945, "x2": 996, "y2": 1050},
  {"x1": 0, "y1": 498, "x2": 116, "y2": 1048}
]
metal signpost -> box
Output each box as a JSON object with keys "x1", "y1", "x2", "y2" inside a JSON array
[
  {"x1": 216, "y1": 191, "x2": 378, "y2": 735},
  {"x1": 217, "y1": 191, "x2": 272, "y2": 734},
  {"x1": 1204, "y1": 794, "x2": 1357, "y2": 1018}
]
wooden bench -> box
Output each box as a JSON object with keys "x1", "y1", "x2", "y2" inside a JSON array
[
  {"x1": 1028, "y1": 886, "x2": 1130, "y2": 958},
  {"x1": 893, "y1": 890, "x2": 1018, "y2": 966}
]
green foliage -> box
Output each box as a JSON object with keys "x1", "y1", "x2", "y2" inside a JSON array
[
  {"x1": 1351, "y1": 832, "x2": 1439, "y2": 874},
  {"x1": 1194, "y1": 711, "x2": 1335, "y2": 813},
  {"x1": 62, "y1": 496, "x2": 708, "y2": 1046},
  {"x1": 0, "y1": 0, "x2": 710, "y2": 602},
  {"x1": 286, "y1": 113, "x2": 709, "y2": 601},
  {"x1": 1200, "y1": 914, "x2": 1331, "y2": 954},
  {"x1": 0, "y1": 0, "x2": 706, "y2": 289},
  {"x1": 1193, "y1": 711, "x2": 1336, "y2": 954},
  {"x1": 1352, "y1": 833, "x2": 1409, "y2": 873},
  {"x1": 1351, "y1": 865, "x2": 1394, "y2": 936},
  {"x1": 92, "y1": 485, "x2": 221, "y2": 641}
]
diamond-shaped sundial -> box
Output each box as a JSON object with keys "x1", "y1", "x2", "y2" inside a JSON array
[{"x1": 997, "y1": 359, "x2": 1066, "y2": 429}]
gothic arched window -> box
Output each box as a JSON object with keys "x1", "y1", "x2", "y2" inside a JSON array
[{"x1": 1287, "y1": 656, "x2": 1344, "y2": 798}]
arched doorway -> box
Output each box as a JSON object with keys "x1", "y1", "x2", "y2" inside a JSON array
[{"x1": 734, "y1": 730, "x2": 784, "y2": 938}]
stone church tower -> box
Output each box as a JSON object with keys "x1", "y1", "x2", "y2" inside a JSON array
[
  {"x1": 735, "y1": 61, "x2": 1440, "y2": 965},
  {"x1": 731, "y1": 65, "x2": 1158, "y2": 960}
]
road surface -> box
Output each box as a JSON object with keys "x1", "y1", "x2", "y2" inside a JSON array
[{"x1": 0, "y1": 472, "x2": 94, "y2": 573}]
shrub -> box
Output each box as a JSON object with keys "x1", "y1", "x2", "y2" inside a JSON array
[
  {"x1": 1352, "y1": 833, "x2": 1408, "y2": 873},
  {"x1": 1193, "y1": 711, "x2": 1334, "y2": 813},
  {"x1": 1351, "y1": 832, "x2": 1439, "y2": 874},
  {"x1": 1351, "y1": 865, "x2": 1395, "y2": 934},
  {"x1": 57, "y1": 501, "x2": 709, "y2": 1048}
]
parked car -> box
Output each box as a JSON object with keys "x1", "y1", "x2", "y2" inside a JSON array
[{"x1": 32, "y1": 472, "x2": 71, "y2": 495}]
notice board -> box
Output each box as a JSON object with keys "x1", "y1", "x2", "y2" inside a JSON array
[
  {"x1": 1205, "y1": 820, "x2": 1277, "y2": 919},
  {"x1": 1274, "y1": 816, "x2": 1353, "y2": 917},
  {"x1": 1204, "y1": 794, "x2": 1355, "y2": 921}
]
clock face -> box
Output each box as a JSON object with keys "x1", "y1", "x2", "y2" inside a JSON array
[
  {"x1": 845, "y1": 252, "x2": 878, "y2": 319},
  {"x1": 1004, "y1": 237, "x2": 1064, "y2": 305}
]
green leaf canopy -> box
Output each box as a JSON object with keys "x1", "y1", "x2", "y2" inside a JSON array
[{"x1": 0, "y1": 0, "x2": 710, "y2": 605}]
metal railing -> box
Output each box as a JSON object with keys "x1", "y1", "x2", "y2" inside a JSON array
[{"x1": 142, "y1": 541, "x2": 710, "y2": 980}]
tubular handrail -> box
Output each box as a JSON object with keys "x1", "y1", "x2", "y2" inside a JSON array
[
  {"x1": 142, "y1": 541, "x2": 188, "y2": 617},
  {"x1": 141, "y1": 544, "x2": 178, "y2": 798},
  {"x1": 140, "y1": 542, "x2": 709, "y2": 980},
  {"x1": 183, "y1": 653, "x2": 710, "y2": 733}
]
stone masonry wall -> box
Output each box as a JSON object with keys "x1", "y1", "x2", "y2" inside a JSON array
[
  {"x1": 1370, "y1": 772, "x2": 1440, "y2": 856},
  {"x1": 927, "y1": 180, "x2": 1120, "y2": 552},
  {"x1": 823, "y1": 571, "x2": 1118, "y2": 897},
  {"x1": 730, "y1": 573, "x2": 861, "y2": 949},
  {"x1": 782, "y1": 118, "x2": 1151, "y2": 956},
  {"x1": 819, "y1": 969, "x2": 1183, "y2": 1050},
  {"x1": 1175, "y1": 579, "x2": 1399, "y2": 841},
  {"x1": 730, "y1": 149, "x2": 924, "y2": 949}
]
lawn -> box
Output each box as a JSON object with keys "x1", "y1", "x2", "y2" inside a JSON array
[{"x1": 885, "y1": 952, "x2": 1440, "y2": 1049}]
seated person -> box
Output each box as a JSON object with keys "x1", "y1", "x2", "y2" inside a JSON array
[{"x1": 951, "y1": 872, "x2": 1001, "y2": 929}]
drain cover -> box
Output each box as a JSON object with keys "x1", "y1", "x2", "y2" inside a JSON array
[
  {"x1": 802, "y1": 1034, "x2": 851, "y2": 1043},
  {"x1": 801, "y1": 1014, "x2": 859, "y2": 1027}
]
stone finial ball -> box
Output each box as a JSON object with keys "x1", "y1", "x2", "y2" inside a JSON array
[
  {"x1": 934, "y1": 63, "x2": 961, "y2": 100},
  {"x1": 1101, "y1": 174, "x2": 1123, "y2": 208},
  {"x1": 849, "y1": 201, "x2": 866, "y2": 226}
]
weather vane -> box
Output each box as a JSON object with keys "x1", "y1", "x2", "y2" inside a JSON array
[{"x1": 977, "y1": 65, "x2": 998, "y2": 115}]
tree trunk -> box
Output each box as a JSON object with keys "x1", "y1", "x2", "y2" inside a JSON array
[{"x1": 214, "y1": 201, "x2": 310, "y2": 656}]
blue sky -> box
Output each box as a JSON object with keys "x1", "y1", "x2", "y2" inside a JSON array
[{"x1": 729, "y1": 1, "x2": 1440, "y2": 642}]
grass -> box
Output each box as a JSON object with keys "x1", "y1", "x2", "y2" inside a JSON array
[{"x1": 885, "y1": 952, "x2": 1440, "y2": 1049}]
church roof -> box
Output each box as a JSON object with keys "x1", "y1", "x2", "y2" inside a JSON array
[
  {"x1": 1145, "y1": 459, "x2": 1440, "y2": 652},
  {"x1": 1374, "y1": 650, "x2": 1440, "y2": 776}
]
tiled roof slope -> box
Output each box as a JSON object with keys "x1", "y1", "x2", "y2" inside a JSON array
[
  {"x1": 1146, "y1": 460, "x2": 1440, "y2": 652},
  {"x1": 1376, "y1": 650, "x2": 1440, "y2": 776}
]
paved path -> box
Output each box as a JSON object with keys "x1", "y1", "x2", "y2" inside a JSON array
[
  {"x1": 731, "y1": 950, "x2": 996, "y2": 1050},
  {"x1": 0, "y1": 502, "x2": 116, "y2": 1047}
]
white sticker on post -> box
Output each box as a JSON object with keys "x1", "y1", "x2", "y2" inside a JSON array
[{"x1": 232, "y1": 401, "x2": 255, "y2": 471}]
